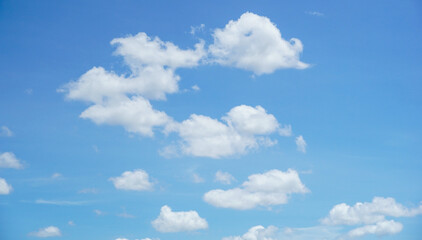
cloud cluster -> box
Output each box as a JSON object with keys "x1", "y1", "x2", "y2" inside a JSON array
[
  {"x1": 151, "y1": 205, "x2": 208, "y2": 232},
  {"x1": 60, "y1": 12, "x2": 306, "y2": 158},
  {"x1": 109, "y1": 169, "x2": 153, "y2": 191},
  {"x1": 61, "y1": 32, "x2": 205, "y2": 137},
  {"x1": 166, "y1": 105, "x2": 290, "y2": 158},
  {"x1": 209, "y1": 12, "x2": 308, "y2": 75},
  {"x1": 204, "y1": 169, "x2": 309, "y2": 210},
  {"x1": 29, "y1": 226, "x2": 61, "y2": 238},
  {"x1": 322, "y1": 197, "x2": 422, "y2": 237},
  {"x1": 0, "y1": 152, "x2": 23, "y2": 169}
]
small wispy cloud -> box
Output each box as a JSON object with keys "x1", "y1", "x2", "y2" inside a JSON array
[
  {"x1": 305, "y1": 11, "x2": 324, "y2": 17},
  {"x1": 117, "y1": 207, "x2": 135, "y2": 218},
  {"x1": 94, "y1": 209, "x2": 106, "y2": 216},
  {"x1": 51, "y1": 173, "x2": 63, "y2": 179},
  {"x1": 25, "y1": 88, "x2": 33, "y2": 95},
  {"x1": 192, "y1": 173, "x2": 204, "y2": 183},
  {"x1": 35, "y1": 199, "x2": 88, "y2": 206},
  {"x1": 0, "y1": 126, "x2": 13, "y2": 137},
  {"x1": 78, "y1": 188, "x2": 99, "y2": 194},
  {"x1": 295, "y1": 135, "x2": 307, "y2": 153},
  {"x1": 190, "y1": 24, "x2": 205, "y2": 35}
]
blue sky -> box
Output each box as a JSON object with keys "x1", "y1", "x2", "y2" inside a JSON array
[{"x1": 0, "y1": 0, "x2": 422, "y2": 239}]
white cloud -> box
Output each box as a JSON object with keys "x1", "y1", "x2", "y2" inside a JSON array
[
  {"x1": 191, "y1": 84, "x2": 200, "y2": 91},
  {"x1": 110, "y1": 169, "x2": 153, "y2": 191},
  {"x1": 204, "y1": 169, "x2": 309, "y2": 210},
  {"x1": 0, "y1": 178, "x2": 12, "y2": 195},
  {"x1": 166, "y1": 105, "x2": 289, "y2": 158},
  {"x1": 295, "y1": 136, "x2": 306, "y2": 153},
  {"x1": 0, "y1": 152, "x2": 23, "y2": 169},
  {"x1": 223, "y1": 225, "x2": 279, "y2": 240},
  {"x1": 209, "y1": 12, "x2": 308, "y2": 75},
  {"x1": 151, "y1": 205, "x2": 208, "y2": 232},
  {"x1": 322, "y1": 197, "x2": 422, "y2": 226},
  {"x1": 190, "y1": 24, "x2": 205, "y2": 35},
  {"x1": 347, "y1": 220, "x2": 403, "y2": 238},
  {"x1": 60, "y1": 31, "x2": 205, "y2": 137},
  {"x1": 111, "y1": 32, "x2": 205, "y2": 71},
  {"x1": 223, "y1": 225, "x2": 340, "y2": 240},
  {"x1": 215, "y1": 170, "x2": 235, "y2": 185},
  {"x1": 223, "y1": 105, "x2": 280, "y2": 135},
  {"x1": 29, "y1": 226, "x2": 61, "y2": 238},
  {"x1": 0, "y1": 126, "x2": 13, "y2": 137},
  {"x1": 80, "y1": 96, "x2": 171, "y2": 137},
  {"x1": 116, "y1": 238, "x2": 128, "y2": 240}
]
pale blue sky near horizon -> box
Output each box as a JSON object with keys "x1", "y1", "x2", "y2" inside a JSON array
[{"x1": 0, "y1": 1, "x2": 421, "y2": 240}]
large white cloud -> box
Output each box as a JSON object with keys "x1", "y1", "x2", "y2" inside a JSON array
[
  {"x1": 151, "y1": 205, "x2": 208, "y2": 232},
  {"x1": 0, "y1": 178, "x2": 12, "y2": 195},
  {"x1": 322, "y1": 197, "x2": 422, "y2": 225},
  {"x1": 204, "y1": 169, "x2": 309, "y2": 210},
  {"x1": 0, "y1": 152, "x2": 23, "y2": 169},
  {"x1": 80, "y1": 96, "x2": 171, "y2": 137},
  {"x1": 347, "y1": 220, "x2": 403, "y2": 238},
  {"x1": 109, "y1": 169, "x2": 153, "y2": 191},
  {"x1": 166, "y1": 105, "x2": 291, "y2": 158},
  {"x1": 29, "y1": 226, "x2": 61, "y2": 238},
  {"x1": 209, "y1": 12, "x2": 308, "y2": 75}
]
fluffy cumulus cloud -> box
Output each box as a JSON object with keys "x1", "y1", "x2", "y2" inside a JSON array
[
  {"x1": 322, "y1": 197, "x2": 422, "y2": 225},
  {"x1": 151, "y1": 205, "x2": 208, "y2": 232},
  {"x1": 60, "y1": 31, "x2": 205, "y2": 137},
  {"x1": 0, "y1": 178, "x2": 12, "y2": 195},
  {"x1": 166, "y1": 105, "x2": 291, "y2": 158},
  {"x1": 29, "y1": 226, "x2": 61, "y2": 238},
  {"x1": 80, "y1": 96, "x2": 171, "y2": 137},
  {"x1": 204, "y1": 169, "x2": 309, "y2": 210},
  {"x1": 347, "y1": 220, "x2": 402, "y2": 238},
  {"x1": 0, "y1": 152, "x2": 23, "y2": 169},
  {"x1": 215, "y1": 170, "x2": 236, "y2": 185},
  {"x1": 109, "y1": 169, "x2": 153, "y2": 191},
  {"x1": 209, "y1": 12, "x2": 308, "y2": 75},
  {"x1": 60, "y1": 12, "x2": 306, "y2": 145},
  {"x1": 322, "y1": 197, "x2": 422, "y2": 238}
]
